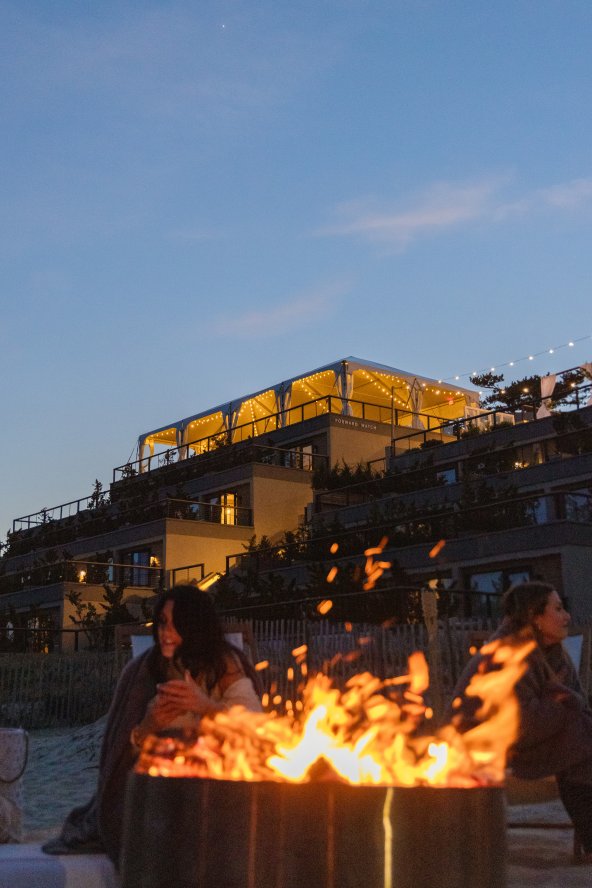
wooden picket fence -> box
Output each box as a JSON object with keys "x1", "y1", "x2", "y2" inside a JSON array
[
  {"x1": 0, "y1": 650, "x2": 129, "y2": 729},
  {"x1": 0, "y1": 618, "x2": 495, "y2": 730},
  {"x1": 248, "y1": 618, "x2": 497, "y2": 718}
]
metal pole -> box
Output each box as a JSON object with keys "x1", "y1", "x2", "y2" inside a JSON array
[{"x1": 390, "y1": 387, "x2": 395, "y2": 453}]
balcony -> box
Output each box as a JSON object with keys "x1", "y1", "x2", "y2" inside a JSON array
[
  {"x1": 113, "y1": 397, "x2": 442, "y2": 482},
  {"x1": 0, "y1": 560, "x2": 165, "y2": 598},
  {"x1": 227, "y1": 490, "x2": 592, "y2": 575},
  {"x1": 6, "y1": 496, "x2": 255, "y2": 561},
  {"x1": 390, "y1": 376, "x2": 592, "y2": 458},
  {"x1": 313, "y1": 405, "x2": 592, "y2": 517}
]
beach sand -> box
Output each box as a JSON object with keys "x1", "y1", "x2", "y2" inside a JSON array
[{"x1": 22, "y1": 718, "x2": 105, "y2": 843}]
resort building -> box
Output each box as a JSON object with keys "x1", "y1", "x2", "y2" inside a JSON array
[{"x1": 1, "y1": 356, "x2": 591, "y2": 647}]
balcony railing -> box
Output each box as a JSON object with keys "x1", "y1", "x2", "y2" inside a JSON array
[
  {"x1": 170, "y1": 563, "x2": 206, "y2": 586},
  {"x1": 13, "y1": 492, "x2": 110, "y2": 531},
  {"x1": 114, "y1": 440, "x2": 328, "y2": 485},
  {"x1": 114, "y1": 397, "x2": 443, "y2": 481},
  {"x1": 390, "y1": 407, "x2": 522, "y2": 455},
  {"x1": 9, "y1": 493, "x2": 255, "y2": 556},
  {"x1": 390, "y1": 378, "x2": 592, "y2": 457},
  {"x1": 226, "y1": 490, "x2": 592, "y2": 574},
  {"x1": 165, "y1": 498, "x2": 253, "y2": 527},
  {"x1": 316, "y1": 412, "x2": 592, "y2": 513},
  {"x1": 0, "y1": 560, "x2": 165, "y2": 598}
]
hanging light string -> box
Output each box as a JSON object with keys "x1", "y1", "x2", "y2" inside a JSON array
[{"x1": 438, "y1": 334, "x2": 592, "y2": 385}]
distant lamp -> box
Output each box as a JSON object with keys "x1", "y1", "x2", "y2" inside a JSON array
[
  {"x1": 78, "y1": 569, "x2": 87, "y2": 583},
  {"x1": 196, "y1": 571, "x2": 222, "y2": 592}
]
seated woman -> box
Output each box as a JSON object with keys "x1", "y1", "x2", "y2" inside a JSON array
[
  {"x1": 453, "y1": 581, "x2": 592, "y2": 863},
  {"x1": 43, "y1": 585, "x2": 261, "y2": 865}
]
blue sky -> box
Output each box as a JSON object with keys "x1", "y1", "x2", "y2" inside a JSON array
[{"x1": 1, "y1": 0, "x2": 592, "y2": 539}]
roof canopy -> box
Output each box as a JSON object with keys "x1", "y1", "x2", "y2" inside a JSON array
[{"x1": 137, "y1": 357, "x2": 478, "y2": 457}]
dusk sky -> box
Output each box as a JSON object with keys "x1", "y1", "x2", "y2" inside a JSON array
[{"x1": 2, "y1": 0, "x2": 592, "y2": 540}]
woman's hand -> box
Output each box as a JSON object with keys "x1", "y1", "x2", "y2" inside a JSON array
[
  {"x1": 131, "y1": 694, "x2": 184, "y2": 746},
  {"x1": 156, "y1": 670, "x2": 222, "y2": 717}
]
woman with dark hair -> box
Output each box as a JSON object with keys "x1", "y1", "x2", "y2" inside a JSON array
[
  {"x1": 131, "y1": 586, "x2": 261, "y2": 746},
  {"x1": 43, "y1": 585, "x2": 261, "y2": 865},
  {"x1": 453, "y1": 581, "x2": 592, "y2": 863}
]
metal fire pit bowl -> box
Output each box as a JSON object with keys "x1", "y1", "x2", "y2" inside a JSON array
[{"x1": 120, "y1": 773, "x2": 506, "y2": 888}]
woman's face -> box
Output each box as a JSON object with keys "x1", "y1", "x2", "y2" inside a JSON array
[
  {"x1": 157, "y1": 599, "x2": 182, "y2": 660},
  {"x1": 534, "y1": 590, "x2": 570, "y2": 646}
]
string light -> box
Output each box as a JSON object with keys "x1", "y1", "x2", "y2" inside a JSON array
[
  {"x1": 144, "y1": 362, "x2": 480, "y2": 458},
  {"x1": 357, "y1": 368, "x2": 464, "y2": 408},
  {"x1": 439, "y1": 334, "x2": 592, "y2": 384}
]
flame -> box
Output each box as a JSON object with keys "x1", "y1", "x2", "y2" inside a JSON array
[{"x1": 137, "y1": 638, "x2": 534, "y2": 789}]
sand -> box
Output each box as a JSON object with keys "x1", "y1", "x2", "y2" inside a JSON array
[{"x1": 22, "y1": 718, "x2": 104, "y2": 843}]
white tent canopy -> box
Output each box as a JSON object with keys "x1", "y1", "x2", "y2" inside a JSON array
[{"x1": 136, "y1": 357, "x2": 478, "y2": 465}]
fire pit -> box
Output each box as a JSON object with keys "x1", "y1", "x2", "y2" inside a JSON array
[
  {"x1": 120, "y1": 640, "x2": 530, "y2": 888},
  {"x1": 121, "y1": 775, "x2": 505, "y2": 888}
]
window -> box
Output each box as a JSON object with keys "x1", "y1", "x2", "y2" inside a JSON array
[
  {"x1": 564, "y1": 491, "x2": 592, "y2": 523},
  {"x1": 201, "y1": 491, "x2": 240, "y2": 525},
  {"x1": 121, "y1": 550, "x2": 153, "y2": 586},
  {"x1": 530, "y1": 495, "x2": 551, "y2": 524},
  {"x1": 469, "y1": 568, "x2": 530, "y2": 594},
  {"x1": 26, "y1": 611, "x2": 56, "y2": 653},
  {"x1": 220, "y1": 493, "x2": 236, "y2": 525},
  {"x1": 436, "y1": 467, "x2": 457, "y2": 485},
  {"x1": 465, "y1": 568, "x2": 530, "y2": 618}
]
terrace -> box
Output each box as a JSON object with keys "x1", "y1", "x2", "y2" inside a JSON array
[
  {"x1": 222, "y1": 488, "x2": 592, "y2": 621},
  {"x1": 124, "y1": 356, "x2": 476, "y2": 478},
  {"x1": 113, "y1": 396, "x2": 454, "y2": 482},
  {"x1": 4, "y1": 496, "x2": 254, "y2": 562},
  {"x1": 309, "y1": 369, "x2": 592, "y2": 519},
  {"x1": 0, "y1": 559, "x2": 207, "y2": 600},
  {"x1": 227, "y1": 489, "x2": 592, "y2": 573},
  {"x1": 5, "y1": 442, "x2": 321, "y2": 562}
]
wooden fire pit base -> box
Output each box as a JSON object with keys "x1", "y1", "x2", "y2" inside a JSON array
[{"x1": 120, "y1": 774, "x2": 506, "y2": 888}]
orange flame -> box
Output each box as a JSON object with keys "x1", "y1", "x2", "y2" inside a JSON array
[{"x1": 137, "y1": 639, "x2": 534, "y2": 789}]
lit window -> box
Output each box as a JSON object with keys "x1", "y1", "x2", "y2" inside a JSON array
[{"x1": 220, "y1": 493, "x2": 236, "y2": 525}]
